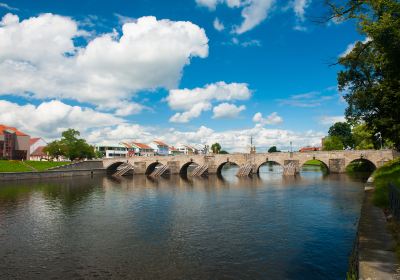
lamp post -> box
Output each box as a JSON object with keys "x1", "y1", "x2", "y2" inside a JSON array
[
  {"x1": 290, "y1": 141, "x2": 293, "y2": 153},
  {"x1": 376, "y1": 132, "x2": 383, "y2": 150}
]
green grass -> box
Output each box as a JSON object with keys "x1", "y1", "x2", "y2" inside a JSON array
[
  {"x1": 372, "y1": 157, "x2": 400, "y2": 208},
  {"x1": 25, "y1": 161, "x2": 69, "y2": 171},
  {"x1": 303, "y1": 159, "x2": 324, "y2": 166},
  {"x1": 0, "y1": 160, "x2": 69, "y2": 172},
  {"x1": 0, "y1": 160, "x2": 32, "y2": 172}
]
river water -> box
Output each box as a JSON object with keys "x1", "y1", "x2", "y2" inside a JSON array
[{"x1": 0, "y1": 165, "x2": 367, "y2": 279}]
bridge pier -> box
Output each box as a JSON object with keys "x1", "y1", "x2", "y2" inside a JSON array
[
  {"x1": 167, "y1": 161, "x2": 180, "y2": 174},
  {"x1": 133, "y1": 162, "x2": 146, "y2": 174},
  {"x1": 283, "y1": 160, "x2": 300, "y2": 176},
  {"x1": 329, "y1": 158, "x2": 346, "y2": 173},
  {"x1": 207, "y1": 164, "x2": 218, "y2": 174}
]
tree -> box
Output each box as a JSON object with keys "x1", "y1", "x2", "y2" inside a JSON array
[
  {"x1": 268, "y1": 146, "x2": 279, "y2": 153},
  {"x1": 211, "y1": 143, "x2": 221, "y2": 154},
  {"x1": 328, "y1": 122, "x2": 354, "y2": 148},
  {"x1": 352, "y1": 123, "x2": 375, "y2": 150},
  {"x1": 322, "y1": 136, "x2": 344, "y2": 151},
  {"x1": 45, "y1": 129, "x2": 96, "y2": 161},
  {"x1": 43, "y1": 140, "x2": 65, "y2": 160},
  {"x1": 329, "y1": 0, "x2": 400, "y2": 150},
  {"x1": 219, "y1": 150, "x2": 229, "y2": 154}
]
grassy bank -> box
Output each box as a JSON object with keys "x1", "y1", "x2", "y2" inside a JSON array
[
  {"x1": 373, "y1": 158, "x2": 400, "y2": 208},
  {"x1": 25, "y1": 161, "x2": 69, "y2": 171},
  {"x1": 303, "y1": 159, "x2": 324, "y2": 166},
  {"x1": 0, "y1": 160, "x2": 69, "y2": 172}
]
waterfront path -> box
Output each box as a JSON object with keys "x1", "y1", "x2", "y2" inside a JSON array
[{"x1": 359, "y1": 188, "x2": 400, "y2": 279}]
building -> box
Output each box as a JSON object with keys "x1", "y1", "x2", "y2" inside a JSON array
[
  {"x1": 299, "y1": 146, "x2": 321, "y2": 152},
  {"x1": 169, "y1": 146, "x2": 184, "y2": 156},
  {"x1": 177, "y1": 145, "x2": 199, "y2": 155},
  {"x1": 95, "y1": 144, "x2": 128, "y2": 158},
  {"x1": 129, "y1": 142, "x2": 155, "y2": 156},
  {"x1": 29, "y1": 137, "x2": 49, "y2": 161},
  {"x1": 149, "y1": 140, "x2": 169, "y2": 156},
  {"x1": 0, "y1": 125, "x2": 30, "y2": 160}
]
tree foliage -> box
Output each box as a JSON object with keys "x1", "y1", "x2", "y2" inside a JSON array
[
  {"x1": 44, "y1": 129, "x2": 96, "y2": 160},
  {"x1": 323, "y1": 136, "x2": 344, "y2": 151},
  {"x1": 211, "y1": 143, "x2": 221, "y2": 154},
  {"x1": 328, "y1": 122, "x2": 354, "y2": 148},
  {"x1": 352, "y1": 123, "x2": 375, "y2": 150},
  {"x1": 330, "y1": 0, "x2": 400, "y2": 150},
  {"x1": 268, "y1": 146, "x2": 279, "y2": 153}
]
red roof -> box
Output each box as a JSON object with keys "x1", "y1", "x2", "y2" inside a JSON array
[
  {"x1": 131, "y1": 142, "x2": 153, "y2": 149},
  {"x1": 153, "y1": 140, "x2": 168, "y2": 147},
  {"x1": 31, "y1": 146, "x2": 47, "y2": 156},
  {"x1": 0, "y1": 124, "x2": 29, "y2": 136},
  {"x1": 29, "y1": 137, "x2": 41, "y2": 145}
]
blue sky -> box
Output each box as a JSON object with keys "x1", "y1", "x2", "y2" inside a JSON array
[{"x1": 0, "y1": 0, "x2": 363, "y2": 151}]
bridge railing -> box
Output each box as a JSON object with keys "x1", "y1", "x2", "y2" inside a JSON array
[{"x1": 388, "y1": 183, "x2": 400, "y2": 221}]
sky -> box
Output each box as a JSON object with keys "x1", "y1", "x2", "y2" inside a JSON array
[{"x1": 0, "y1": 0, "x2": 363, "y2": 152}]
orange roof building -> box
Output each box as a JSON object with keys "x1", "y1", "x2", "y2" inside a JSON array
[{"x1": 0, "y1": 124, "x2": 30, "y2": 160}]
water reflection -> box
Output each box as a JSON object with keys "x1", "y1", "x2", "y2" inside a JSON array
[{"x1": 0, "y1": 168, "x2": 366, "y2": 280}]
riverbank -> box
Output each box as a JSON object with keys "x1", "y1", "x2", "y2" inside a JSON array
[
  {"x1": 0, "y1": 160, "x2": 69, "y2": 172},
  {"x1": 357, "y1": 186, "x2": 399, "y2": 279},
  {"x1": 373, "y1": 158, "x2": 400, "y2": 207},
  {"x1": 0, "y1": 168, "x2": 106, "y2": 181}
]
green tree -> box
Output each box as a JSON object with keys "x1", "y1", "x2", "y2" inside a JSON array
[
  {"x1": 268, "y1": 146, "x2": 279, "y2": 153},
  {"x1": 352, "y1": 123, "x2": 375, "y2": 150},
  {"x1": 211, "y1": 143, "x2": 221, "y2": 154},
  {"x1": 329, "y1": 0, "x2": 400, "y2": 150},
  {"x1": 43, "y1": 140, "x2": 65, "y2": 160},
  {"x1": 219, "y1": 150, "x2": 229, "y2": 154},
  {"x1": 328, "y1": 122, "x2": 354, "y2": 148},
  {"x1": 323, "y1": 136, "x2": 344, "y2": 151},
  {"x1": 45, "y1": 129, "x2": 96, "y2": 161}
]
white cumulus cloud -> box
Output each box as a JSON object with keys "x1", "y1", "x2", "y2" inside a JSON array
[
  {"x1": 0, "y1": 13, "x2": 209, "y2": 109},
  {"x1": 252, "y1": 112, "x2": 283, "y2": 125},
  {"x1": 169, "y1": 103, "x2": 212, "y2": 123},
  {"x1": 167, "y1": 81, "x2": 251, "y2": 122},
  {"x1": 0, "y1": 100, "x2": 124, "y2": 138},
  {"x1": 213, "y1": 103, "x2": 245, "y2": 118}
]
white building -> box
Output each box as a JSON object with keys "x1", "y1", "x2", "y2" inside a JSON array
[
  {"x1": 95, "y1": 144, "x2": 128, "y2": 158},
  {"x1": 177, "y1": 145, "x2": 199, "y2": 155}
]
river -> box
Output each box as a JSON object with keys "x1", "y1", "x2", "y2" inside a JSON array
[{"x1": 0, "y1": 165, "x2": 368, "y2": 279}]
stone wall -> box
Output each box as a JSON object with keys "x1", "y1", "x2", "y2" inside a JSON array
[{"x1": 0, "y1": 169, "x2": 106, "y2": 181}]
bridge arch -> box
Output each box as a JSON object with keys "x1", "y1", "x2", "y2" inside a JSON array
[
  {"x1": 345, "y1": 158, "x2": 376, "y2": 172},
  {"x1": 106, "y1": 161, "x2": 125, "y2": 174},
  {"x1": 300, "y1": 159, "x2": 330, "y2": 172},
  {"x1": 216, "y1": 161, "x2": 240, "y2": 176},
  {"x1": 179, "y1": 161, "x2": 200, "y2": 176},
  {"x1": 145, "y1": 161, "x2": 168, "y2": 175},
  {"x1": 256, "y1": 160, "x2": 283, "y2": 174}
]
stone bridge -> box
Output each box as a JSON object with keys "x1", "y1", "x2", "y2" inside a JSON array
[{"x1": 103, "y1": 149, "x2": 397, "y2": 176}]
